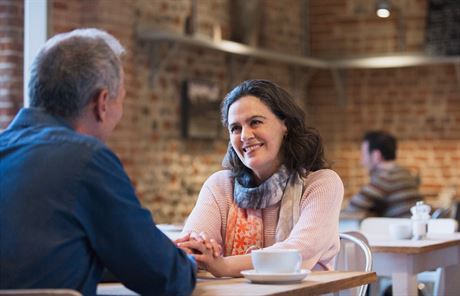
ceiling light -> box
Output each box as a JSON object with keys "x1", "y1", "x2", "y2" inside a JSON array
[{"x1": 376, "y1": 0, "x2": 391, "y2": 18}]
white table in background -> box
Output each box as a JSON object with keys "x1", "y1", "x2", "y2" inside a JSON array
[
  {"x1": 364, "y1": 232, "x2": 460, "y2": 296},
  {"x1": 339, "y1": 211, "x2": 366, "y2": 232},
  {"x1": 156, "y1": 223, "x2": 183, "y2": 240},
  {"x1": 97, "y1": 284, "x2": 138, "y2": 295}
]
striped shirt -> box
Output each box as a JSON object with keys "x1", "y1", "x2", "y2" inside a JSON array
[
  {"x1": 182, "y1": 169, "x2": 344, "y2": 271},
  {"x1": 348, "y1": 165, "x2": 422, "y2": 217}
]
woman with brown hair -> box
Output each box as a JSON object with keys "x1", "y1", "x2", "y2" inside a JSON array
[{"x1": 178, "y1": 79, "x2": 343, "y2": 277}]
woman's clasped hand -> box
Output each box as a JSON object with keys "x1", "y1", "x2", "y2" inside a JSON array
[{"x1": 175, "y1": 231, "x2": 228, "y2": 277}]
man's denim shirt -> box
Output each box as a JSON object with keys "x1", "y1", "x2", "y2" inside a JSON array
[{"x1": 0, "y1": 108, "x2": 196, "y2": 296}]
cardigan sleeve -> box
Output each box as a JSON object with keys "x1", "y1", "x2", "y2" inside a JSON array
[
  {"x1": 182, "y1": 171, "x2": 232, "y2": 247},
  {"x1": 264, "y1": 169, "x2": 344, "y2": 270}
]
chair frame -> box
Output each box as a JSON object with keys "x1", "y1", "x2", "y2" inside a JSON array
[{"x1": 337, "y1": 232, "x2": 373, "y2": 296}]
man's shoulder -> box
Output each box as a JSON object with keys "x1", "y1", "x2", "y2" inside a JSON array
[
  {"x1": 47, "y1": 126, "x2": 106, "y2": 150},
  {"x1": 45, "y1": 128, "x2": 119, "y2": 167},
  {"x1": 36, "y1": 125, "x2": 109, "y2": 155},
  {"x1": 1, "y1": 108, "x2": 103, "y2": 150},
  {"x1": 374, "y1": 164, "x2": 414, "y2": 178},
  {"x1": 2, "y1": 124, "x2": 114, "y2": 165}
]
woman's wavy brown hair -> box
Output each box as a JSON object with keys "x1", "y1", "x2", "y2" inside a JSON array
[{"x1": 221, "y1": 79, "x2": 328, "y2": 184}]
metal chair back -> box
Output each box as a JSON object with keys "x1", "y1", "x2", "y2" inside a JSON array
[{"x1": 335, "y1": 232, "x2": 373, "y2": 296}]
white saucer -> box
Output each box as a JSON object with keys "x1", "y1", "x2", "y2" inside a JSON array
[{"x1": 241, "y1": 269, "x2": 310, "y2": 284}]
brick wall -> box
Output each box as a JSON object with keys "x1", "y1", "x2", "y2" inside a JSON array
[
  {"x1": 0, "y1": 0, "x2": 23, "y2": 129},
  {"x1": 308, "y1": 66, "x2": 460, "y2": 202},
  {"x1": 310, "y1": 0, "x2": 427, "y2": 56},
  {"x1": 308, "y1": 0, "x2": 460, "y2": 204},
  {"x1": 126, "y1": 0, "x2": 309, "y2": 222},
  {"x1": 46, "y1": 0, "x2": 309, "y2": 223},
  {"x1": 2, "y1": 0, "x2": 459, "y2": 222}
]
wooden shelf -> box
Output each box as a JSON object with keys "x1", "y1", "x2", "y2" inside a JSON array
[
  {"x1": 329, "y1": 53, "x2": 460, "y2": 69},
  {"x1": 136, "y1": 29, "x2": 329, "y2": 68},
  {"x1": 137, "y1": 28, "x2": 460, "y2": 106},
  {"x1": 136, "y1": 29, "x2": 460, "y2": 69}
]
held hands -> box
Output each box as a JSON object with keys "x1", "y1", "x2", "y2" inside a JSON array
[
  {"x1": 174, "y1": 231, "x2": 222, "y2": 257},
  {"x1": 175, "y1": 231, "x2": 226, "y2": 277}
]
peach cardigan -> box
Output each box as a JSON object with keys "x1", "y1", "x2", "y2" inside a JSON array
[{"x1": 183, "y1": 169, "x2": 344, "y2": 270}]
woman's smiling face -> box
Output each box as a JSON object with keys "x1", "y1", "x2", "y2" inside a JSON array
[{"x1": 227, "y1": 95, "x2": 287, "y2": 183}]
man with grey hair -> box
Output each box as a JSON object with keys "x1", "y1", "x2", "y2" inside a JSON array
[{"x1": 0, "y1": 28, "x2": 196, "y2": 295}]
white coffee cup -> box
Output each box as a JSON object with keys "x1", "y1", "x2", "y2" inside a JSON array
[
  {"x1": 389, "y1": 223, "x2": 412, "y2": 240},
  {"x1": 251, "y1": 249, "x2": 302, "y2": 274}
]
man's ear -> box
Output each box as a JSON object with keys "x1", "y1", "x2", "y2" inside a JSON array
[{"x1": 93, "y1": 89, "x2": 110, "y2": 122}]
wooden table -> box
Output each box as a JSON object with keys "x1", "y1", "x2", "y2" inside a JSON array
[
  {"x1": 364, "y1": 232, "x2": 460, "y2": 296},
  {"x1": 97, "y1": 271, "x2": 376, "y2": 296},
  {"x1": 194, "y1": 271, "x2": 376, "y2": 296}
]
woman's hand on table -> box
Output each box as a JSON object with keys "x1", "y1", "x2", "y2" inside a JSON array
[
  {"x1": 177, "y1": 238, "x2": 228, "y2": 277},
  {"x1": 175, "y1": 231, "x2": 222, "y2": 257}
]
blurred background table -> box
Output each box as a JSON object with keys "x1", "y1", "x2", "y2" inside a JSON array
[
  {"x1": 157, "y1": 224, "x2": 183, "y2": 240},
  {"x1": 339, "y1": 211, "x2": 367, "y2": 232},
  {"x1": 364, "y1": 232, "x2": 460, "y2": 296}
]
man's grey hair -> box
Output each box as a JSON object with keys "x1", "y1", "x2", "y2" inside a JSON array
[{"x1": 29, "y1": 28, "x2": 126, "y2": 119}]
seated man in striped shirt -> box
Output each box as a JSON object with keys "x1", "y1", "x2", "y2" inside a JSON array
[{"x1": 346, "y1": 130, "x2": 423, "y2": 217}]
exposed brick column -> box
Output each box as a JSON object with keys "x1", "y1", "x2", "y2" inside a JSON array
[{"x1": 0, "y1": 0, "x2": 24, "y2": 130}]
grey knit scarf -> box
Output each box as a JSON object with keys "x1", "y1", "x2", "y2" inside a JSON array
[
  {"x1": 233, "y1": 166, "x2": 304, "y2": 242},
  {"x1": 234, "y1": 166, "x2": 290, "y2": 209}
]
